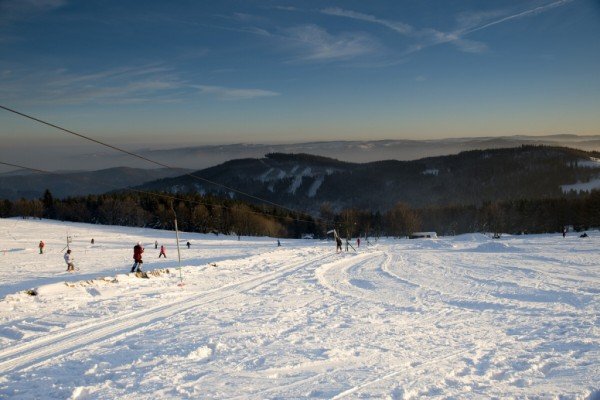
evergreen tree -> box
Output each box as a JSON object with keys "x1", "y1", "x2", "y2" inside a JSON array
[{"x1": 42, "y1": 189, "x2": 55, "y2": 219}]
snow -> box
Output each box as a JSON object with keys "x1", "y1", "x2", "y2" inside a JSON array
[
  {"x1": 307, "y1": 176, "x2": 324, "y2": 197},
  {"x1": 577, "y1": 157, "x2": 600, "y2": 168},
  {"x1": 287, "y1": 167, "x2": 312, "y2": 194},
  {"x1": 258, "y1": 168, "x2": 286, "y2": 182},
  {"x1": 0, "y1": 218, "x2": 599, "y2": 399},
  {"x1": 422, "y1": 168, "x2": 439, "y2": 176},
  {"x1": 562, "y1": 158, "x2": 600, "y2": 192},
  {"x1": 561, "y1": 178, "x2": 600, "y2": 193},
  {"x1": 258, "y1": 167, "x2": 274, "y2": 182}
]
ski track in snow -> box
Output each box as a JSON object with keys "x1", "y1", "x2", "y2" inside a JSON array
[
  {"x1": 0, "y1": 219, "x2": 599, "y2": 399},
  {"x1": 0, "y1": 251, "x2": 334, "y2": 376}
]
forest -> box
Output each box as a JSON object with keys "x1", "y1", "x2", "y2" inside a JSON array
[{"x1": 1, "y1": 188, "x2": 598, "y2": 239}]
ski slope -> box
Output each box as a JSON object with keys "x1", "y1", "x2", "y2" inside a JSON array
[{"x1": 0, "y1": 219, "x2": 598, "y2": 399}]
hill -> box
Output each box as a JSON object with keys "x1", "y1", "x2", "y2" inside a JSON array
[
  {"x1": 137, "y1": 146, "x2": 600, "y2": 212},
  {"x1": 0, "y1": 167, "x2": 191, "y2": 200}
]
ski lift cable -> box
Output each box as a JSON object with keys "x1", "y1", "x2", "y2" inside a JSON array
[
  {"x1": 0, "y1": 160, "x2": 319, "y2": 224},
  {"x1": 0, "y1": 104, "x2": 326, "y2": 223}
]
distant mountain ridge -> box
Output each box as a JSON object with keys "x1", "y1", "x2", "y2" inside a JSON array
[
  {"x1": 0, "y1": 167, "x2": 190, "y2": 200},
  {"x1": 136, "y1": 146, "x2": 600, "y2": 212},
  {"x1": 133, "y1": 135, "x2": 600, "y2": 170},
  {"x1": 39, "y1": 134, "x2": 600, "y2": 171}
]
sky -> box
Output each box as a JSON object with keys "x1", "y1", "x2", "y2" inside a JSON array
[{"x1": 0, "y1": 0, "x2": 599, "y2": 158}]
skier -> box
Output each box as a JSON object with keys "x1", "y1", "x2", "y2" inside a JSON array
[
  {"x1": 91, "y1": 238, "x2": 95, "y2": 245},
  {"x1": 64, "y1": 249, "x2": 75, "y2": 272},
  {"x1": 154, "y1": 240, "x2": 158, "y2": 249},
  {"x1": 357, "y1": 237, "x2": 361, "y2": 247},
  {"x1": 186, "y1": 241, "x2": 191, "y2": 249},
  {"x1": 277, "y1": 239, "x2": 281, "y2": 247},
  {"x1": 562, "y1": 227, "x2": 567, "y2": 238},
  {"x1": 336, "y1": 236, "x2": 342, "y2": 253},
  {"x1": 38, "y1": 240, "x2": 45, "y2": 254},
  {"x1": 131, "y1": 242, "x2": 144, "y2": 273},
  {"x1": 159, "y1": 245, "x2": 166, "y2": 258}
]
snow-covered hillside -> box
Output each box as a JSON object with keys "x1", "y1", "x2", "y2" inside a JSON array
[{"x1": 0, "y1": 219, "x2": 598, "y2": 399}]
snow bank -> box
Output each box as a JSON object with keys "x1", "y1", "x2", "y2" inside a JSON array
[
  {"x1": 411, "y1": 239, "x2": 456, "y2": 250},
  {"x1": 468, "y1": 242, "x2": 522, "y2": 253},
  {"x1": 452, "y1": 233, "x2": 490, "y2": 242}
]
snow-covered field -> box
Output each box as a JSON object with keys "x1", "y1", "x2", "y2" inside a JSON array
[{"x1": 0, "y1": 218, "x2": 598, "y2": 399}]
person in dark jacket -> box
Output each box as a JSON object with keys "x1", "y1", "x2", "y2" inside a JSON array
[
  {"x1": 131, "y1": 242, "x2": 144, "y2": 273},
  {"x1": 336, "y1": 237, "x2": 342, "y2": 253}
]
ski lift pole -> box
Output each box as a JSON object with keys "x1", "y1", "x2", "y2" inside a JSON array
[
  {"x1": 174, "y1": 218, "x2": 183, "y2": 286},
  {"x1": 170, "y1": 202, "x2": 183, "y2": 286},
  {"x1": 61, "y1": 231, "x2": 72, "y2": 252}
]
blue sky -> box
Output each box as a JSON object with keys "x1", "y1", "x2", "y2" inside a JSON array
[{"x1": 0, "y1": 0, "x2": 599, "y2": 149}]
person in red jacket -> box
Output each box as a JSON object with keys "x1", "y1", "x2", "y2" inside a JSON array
[
  {"x1": 131, "y1": 242, "x2": 144, "y2": 273},
  {"x1": 39, "y1": 240, "x2": 45, "y2": 254},
  {"x1": 158, "y1": 245, "x2": 166, "y2": 258}
]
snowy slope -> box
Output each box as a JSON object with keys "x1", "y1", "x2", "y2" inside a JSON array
[{"x1": 0, "y1": 219, "x2": 598, "y2": 399}]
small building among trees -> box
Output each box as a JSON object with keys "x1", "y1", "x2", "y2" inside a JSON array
[{"x1": 409, "y1": 232, "x2": 438, "y2": 239}]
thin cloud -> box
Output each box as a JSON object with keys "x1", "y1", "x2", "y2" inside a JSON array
[
  {"x1": 0, "y1": 63, "x2": 281, "y2": 104},
  {"x1": 321, "y1": 7, "x2": 487, "y2": 55},
  {"x1": 231, "y1": 12, "x2": 267, "y2": 23},
  {"x1": 284, "y1": 24, "x2": 379, "y2": 62},
  {"x1": 45, "y1": 65, "x2": 170, "y2": 87},
  {"x1": 243, "y1": 26, "x2": 272, "y2": 37},
  {"x1": 194, "y1": 85, "x2": 280, "y2": 101},
  {"x1": 0, "y1": 64, "x2": 186, "y2": 105},
  {"x1": 0, "y1": 0, "x2": 67, "y2": 23},
  {"x1": 320, "y1": 1, "x2": 573, "y2": 57},
  {"x1": 0, "y1": 0, "x2": 66, "y2": 14},
  {"x1": 321, "y1": 7, "x2": 413, "y2": 35},
  {"x1": 454, "y1": 9, "x2": 507, "y2": 31},
  {"x1": 0, "y1": 0, "x2": 68, "y2": 42},
  {"x1": 461, "y1": 0, "x2": 575, "y2": 35}
]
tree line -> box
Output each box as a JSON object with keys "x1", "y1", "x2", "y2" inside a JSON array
[
  {"x1": 1, "y1": 188, "x2": 598, "y2": 238},
  {"x1": 324, "y1": 190, "x2": 600, "y2": 239}
]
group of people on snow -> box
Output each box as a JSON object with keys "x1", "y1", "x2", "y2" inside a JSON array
[{"x1": 35, "y1": 238, "x2": 195, "y2": 274}]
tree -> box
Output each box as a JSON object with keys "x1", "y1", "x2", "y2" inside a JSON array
[
  {"x1": 479, "y1": 202, "x2": 505, "y2": 237},
  {"x1": 42, "y1": 189, "x2": 55, "y2": 219},
  {"x1": 191, "y1": 205, "x2": 211, "y2": 233},
  {"x1": 339, "y1": 208, "x2": 359, "y2": 238},
  {"x1": 386, "y1": 202, "x2": 420, "y2": 238}
]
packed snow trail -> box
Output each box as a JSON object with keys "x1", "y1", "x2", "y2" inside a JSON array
[{"x1": 0, "y1": 250, "x2": 335, "y2": 375}]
